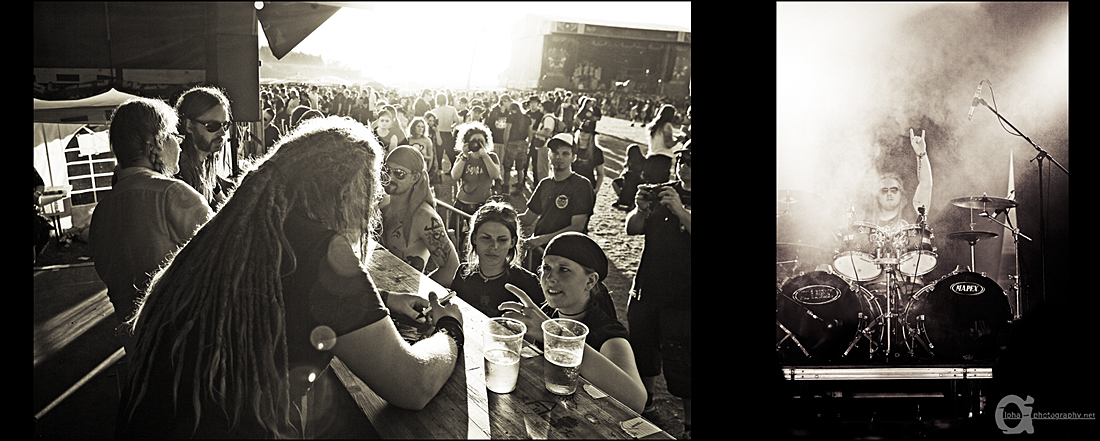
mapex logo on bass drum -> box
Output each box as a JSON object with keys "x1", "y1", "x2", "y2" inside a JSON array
[
  {"x1": 950, "y1": 281, "x2": 985, "y2": 296},
  {"x1": 792, "y1": 285, "x2": 842, "y2": 304}
]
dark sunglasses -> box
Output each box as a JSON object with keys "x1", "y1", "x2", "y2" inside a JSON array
[
  {"x1": 383, "y1": 165, "x2": 409, "y2": 181},
  {"x1": 191, "y1": 118, "x2": 232, "y2": 133}
]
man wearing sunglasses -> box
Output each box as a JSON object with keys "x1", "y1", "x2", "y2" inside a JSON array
[
  {"x1": 860, "y1": 128, "x2": 933, "y2": 230},
  {"x1": 175, "y1": 86, "x2": 234, "y2": 210},
  {"x1": 380, "y1": 146, "x2": 460, "y2": 288}
]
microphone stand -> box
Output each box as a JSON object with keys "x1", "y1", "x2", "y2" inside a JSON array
[{"x1": 976, "y1": 97, "x2": 1067, "y2": 307}]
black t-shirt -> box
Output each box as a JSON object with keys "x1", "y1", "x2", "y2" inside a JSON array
[
  {"x1": 571, "y1": 147, "x2": 605, "y2": 192},
  {"x1": 117, "y1": 212, "x2": 389, "y2": 438},
  {"x1": 506, "y1": 111, "x2": 531, "y2": 143},
  {"x1": 527, "y1": 173, "x2": 595, "y2": 237},
  {"x1": 451, "y1": 263, "x2": 544, "y2": 318},
  {"x1": 634, "y1": 181, "x2": 691, "y2": 308},
  {"x1": 539, "y1": 290, "x2": 628, "y2": 352},
  {"x1": 488, "y1": 105, "x2": 510, "y2": 144}
]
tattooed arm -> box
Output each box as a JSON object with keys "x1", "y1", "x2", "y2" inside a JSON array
[{"x1": 417, "y1": 207, "x2": 460, "y2": 288}]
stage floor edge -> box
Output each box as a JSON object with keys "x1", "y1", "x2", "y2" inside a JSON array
[{"x1": 781, "y1": 364, "x2": 993, "y2": 380}]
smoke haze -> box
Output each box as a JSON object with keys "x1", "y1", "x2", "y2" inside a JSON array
[{"x1": 776, "y1": 3, "x2": 1068, "y2": 303}]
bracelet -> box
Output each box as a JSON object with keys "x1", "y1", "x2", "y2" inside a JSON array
[{"x1": 433, "y1": 316, "x2": 464, "y2": 349}]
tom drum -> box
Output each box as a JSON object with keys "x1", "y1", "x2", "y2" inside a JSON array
[
  {"x1": 895, "y1": 225, "x2": 937, "y2": 277},
  {"x1": 833, "y1": 222, "x2": 885, "y2": 281}
]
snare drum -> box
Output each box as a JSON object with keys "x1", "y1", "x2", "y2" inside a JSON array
[
  {"x1": 902, "y1": 272, "x2": 1011, "y2": 360},
  {"x1": 833, "y1": 222, "x2": 885, "y2": 281},
  {"x1": 895, "y1": 225, "x2": 937, "y2": 277},
  {"x1": 777, "y1": 271, "x2": 881, "y2": 363}
]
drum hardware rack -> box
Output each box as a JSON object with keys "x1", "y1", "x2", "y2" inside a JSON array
[{"x1": 777, "y1": 190, "x2": 1018, "y2": 365}]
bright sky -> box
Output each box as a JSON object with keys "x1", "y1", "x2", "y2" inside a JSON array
[{"x1": 259, "y1": 2, "x2": 691, "y2": 90}]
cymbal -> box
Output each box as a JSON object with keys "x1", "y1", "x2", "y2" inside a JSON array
[
  {"x1": 947, "y1": 231, "x2": 998, "y2": 243},
  {"x1": 950, "y1": 195, "x2": 1018, "y2": 211},
  {"x1": 776, "y1": 189, "x2": 823, "y2": 206}
]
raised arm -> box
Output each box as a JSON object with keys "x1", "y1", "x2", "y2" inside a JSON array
[{"x1": 910, "y1": 128, "x2": 932, "y2": 214}]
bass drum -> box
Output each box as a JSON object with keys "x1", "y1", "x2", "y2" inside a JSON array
[
  {"x1": 902, "y1": 272, "x2": 1011, "y2": 360},
  {"x1": 777, "y1": 271, "x2": 881, "y2": 363}
]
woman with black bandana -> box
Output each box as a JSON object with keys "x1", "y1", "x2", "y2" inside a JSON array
[{"x1": 498, "y1": 232, "x2": 647, "y2": 414}]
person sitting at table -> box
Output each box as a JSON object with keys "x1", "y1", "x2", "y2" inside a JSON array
[
  {"x1": 450, "y1": 200, "x2": 544, "y2": 317},
  {"x1": 499, "y1": 232, "x2": 648, "y2": 414},
  {"x1": 379, "y1": 145, "x2": 459, "y2": 287},
  {"x1": 116, "y1": 116, "x2": 465, "y2": 439}
]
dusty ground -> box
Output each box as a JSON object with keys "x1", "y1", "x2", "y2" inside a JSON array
[{"x1": 33, "y1": 115, "x2": 690, "y2": 439}]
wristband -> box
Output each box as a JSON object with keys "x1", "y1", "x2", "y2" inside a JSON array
[{"x1": 433, "y1": 316, "x2": 464, "y2": 349}]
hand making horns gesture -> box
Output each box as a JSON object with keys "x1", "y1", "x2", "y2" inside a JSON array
[
  {"x1": 499, "y1": 283, "x2": 552, "y2": 343},
  {"x1": 910, "y1": 128, "x2": 927, "y2": 156}
]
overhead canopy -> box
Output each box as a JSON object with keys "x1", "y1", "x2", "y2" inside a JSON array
[
  {"x1": 33, "y1": 88, "x2": 142, "y2": 125},
  {"x1": 257, "y1": 2, "x2": 342, "y2": 59}
]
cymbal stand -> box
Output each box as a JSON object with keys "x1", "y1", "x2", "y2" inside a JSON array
[{"x1": 979, "y1": 210, "x2": 1031, "y2": 320}]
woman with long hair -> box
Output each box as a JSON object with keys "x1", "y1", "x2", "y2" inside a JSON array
[
  {"x1": 451, "y1": 201, "x2": 543, "y2": 318},
  {"x1": 406, "y1": 116, "x2": 436, "y2": 175},
  {"x1": 373, "y1": 106, "x2": 405, "y2": 154},
  {"x1": 642, "y1": 104, "x2": 680, "y2": 184},
  {"x1": 117, "y1": 117, "x2": 464, "y2": 438}
]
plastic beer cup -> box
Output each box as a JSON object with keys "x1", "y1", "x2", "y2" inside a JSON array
[
  {"x1": 541, "y1": 318, "x2": 588, "y2": 395},
  {"x1": 484, "y1": 317, "x2": 526, "y2": 393}
]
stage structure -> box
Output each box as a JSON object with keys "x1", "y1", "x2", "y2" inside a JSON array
[
  {"x1": 507, "y1": 14, "x2": 690, "y2": 97},
  {"x1": 34, "y1": 1, "x2": 342, "y2": 233}
]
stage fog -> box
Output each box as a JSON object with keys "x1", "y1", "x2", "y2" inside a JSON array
[{"x1": 776, "y1": 2, "x2": 1068, "y2": 313}]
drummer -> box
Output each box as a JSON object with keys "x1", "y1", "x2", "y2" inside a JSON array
[
  {"x1": 851, "y1": 128, "x2": 933, "y2": 289},
  {"x1": 858, "y1": 128, "x2": 932, "y2": 230}
]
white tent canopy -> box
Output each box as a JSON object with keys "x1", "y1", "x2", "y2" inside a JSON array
[
  {"x1": 34, "y1": 88, "x2": 142, "y2": 125},
  {"x1": 34, "y1": 88, "x2": 141, "y2": 233}
]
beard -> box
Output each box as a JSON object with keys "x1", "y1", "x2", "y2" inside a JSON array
[{"x1": 194, "y1": 134, "x2": 225, "y2": 154}]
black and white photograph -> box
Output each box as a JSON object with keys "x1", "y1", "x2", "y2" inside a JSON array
[
  {"x1": 777, "y1": 2, "x2": 1087, "y2": 438},
  {"x1": 34, "y1": 2, "x2": 691, "y2": 439}
]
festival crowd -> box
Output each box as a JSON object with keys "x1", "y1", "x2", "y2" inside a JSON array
[{"x1": 80, "y1": 81, "x2": 691, "y2": 438}]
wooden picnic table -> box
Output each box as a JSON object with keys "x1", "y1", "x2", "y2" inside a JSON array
[{"x1": 328, "y1": 240, "x2": 673, "y2": 439}]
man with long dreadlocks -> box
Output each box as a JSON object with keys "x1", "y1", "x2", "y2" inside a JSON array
[
  {"x1": 380, "y1": 145, "x2": 460, "y2": 287},
  {"x1": 117, "y1": 117, "x2": 464, "y2": 438}
]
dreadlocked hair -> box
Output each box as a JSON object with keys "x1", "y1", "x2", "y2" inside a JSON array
[{"x1": 120, "y1": 116, "x2": 383, "y2": 437}]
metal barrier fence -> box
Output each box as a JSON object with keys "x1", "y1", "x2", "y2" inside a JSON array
[{"x1": 435, "y1": 198, "x2": 472, "y2": 260}]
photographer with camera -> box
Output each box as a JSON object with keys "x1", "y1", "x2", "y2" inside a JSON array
[
  {"x1": 451, "y1": 121, "x2": 502, "y2": 216},
  {"x1": 624, "y1": 140, "x2": 691, "y2": 434}
]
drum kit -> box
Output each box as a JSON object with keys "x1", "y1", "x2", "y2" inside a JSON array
[{"x1": 777, "y1": 190, "x2": 1017, "y2": 363}]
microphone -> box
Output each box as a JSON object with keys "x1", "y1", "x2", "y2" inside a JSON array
[{"x1": 968, "y1": 82, "x2": 983, "y2": 121}]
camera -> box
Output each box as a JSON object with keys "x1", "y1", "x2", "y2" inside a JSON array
[
  {"x1": 638, "y1": 182, "x2": 674, "y2": 202},
  {"x1": 468, "y1": 139, "x2": 483, "y2": 152}
]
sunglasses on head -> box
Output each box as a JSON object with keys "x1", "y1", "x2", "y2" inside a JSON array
[{"x1": 191, "y1": 118, "x2": 232, "y2": 133}]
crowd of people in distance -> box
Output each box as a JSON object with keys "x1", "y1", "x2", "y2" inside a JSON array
[{"x1": 84, "y1": 81, "x2": 690, "y2": 438}]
